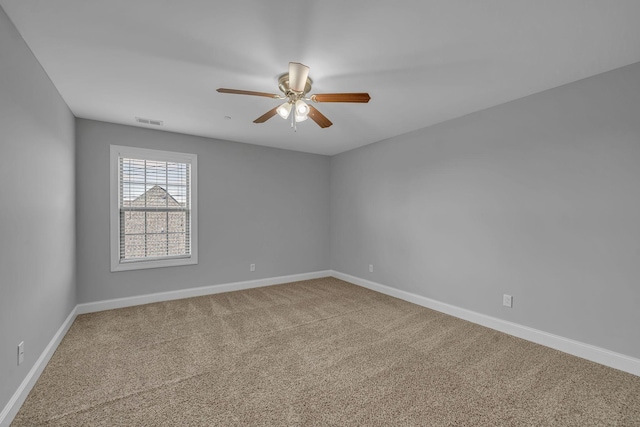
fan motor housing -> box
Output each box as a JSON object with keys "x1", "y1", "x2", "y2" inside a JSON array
[{"x1": 278, "y1": 73, "x2": 313, "y2": 96}]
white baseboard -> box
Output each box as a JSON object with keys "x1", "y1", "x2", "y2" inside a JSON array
[
  {"x1": 0, "y1": 306, "x2": 78, "y2": 427},
  {"x1": 331, "y1": 270, "x2": 640, "y2": 377},
  {"x1": 76, "y1": 270, "x2": 332, "y2": 314}
]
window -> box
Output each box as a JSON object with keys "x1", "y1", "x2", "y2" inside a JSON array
[{"x1": 110, "y1": 145, "x2": 197, "y2": 271}]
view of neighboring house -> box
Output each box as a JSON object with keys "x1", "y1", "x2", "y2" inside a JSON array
[{"x1": 121, "y1": 185, "x2": 188, "y2": 259}]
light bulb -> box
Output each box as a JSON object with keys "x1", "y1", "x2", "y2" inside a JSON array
[
  {"x1": 295, "y1": 99, "x2": 309, "y2": 115},
  {"x1": 276, "y1": 102, "x2": 292, "y2": 119}
]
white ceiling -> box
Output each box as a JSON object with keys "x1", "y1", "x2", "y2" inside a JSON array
[{"x1": 2, "y1": 1, "x2": 640, "y2": 155}]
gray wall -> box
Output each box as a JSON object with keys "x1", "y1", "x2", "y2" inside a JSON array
[
  {"x1": 330, "y1": 62, "x2": 640, "y2": 359},
  {"x1": 0, "y1": 6, "x2": 76, "y2": 411},
  {"x1": 76, "y1": 119, "x2": 330, "y2": 303}
]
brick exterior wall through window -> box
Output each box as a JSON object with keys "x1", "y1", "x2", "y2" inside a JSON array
[{"x1": 121, "y1": 185, "x2": 188, "y2": 259}]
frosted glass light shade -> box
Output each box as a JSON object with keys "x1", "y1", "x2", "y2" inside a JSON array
[
  {"x1": 295, "y1": 111, "x2": 308, "y2": 122},
  {"x1": 295, "y1": 99, "x2": 309, "y2": 115},
  {"x1": 276, "y1": 102, "x2": 292, "y2": 119}
]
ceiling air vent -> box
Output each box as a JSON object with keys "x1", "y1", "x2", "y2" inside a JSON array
[{"x1": 135, "y1": 117, "x2": 163, "y2": 126}]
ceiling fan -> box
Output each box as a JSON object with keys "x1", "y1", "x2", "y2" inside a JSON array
[{"x1": 217, "y1": 62, "x2": 370, "y2": 130}]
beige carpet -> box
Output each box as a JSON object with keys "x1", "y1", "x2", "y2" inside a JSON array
[{"x1": 12, "y1": 277, "x2": 640, "y2": 426}]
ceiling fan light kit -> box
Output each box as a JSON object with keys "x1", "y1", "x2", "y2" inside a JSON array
[{"x1": 217, "y1": 62, "x2": 370, "y2": 131}]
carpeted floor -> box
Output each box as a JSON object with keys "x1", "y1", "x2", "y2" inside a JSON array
[{"x1": 12, "y1": 277, "x2": 640, "y2": 426}]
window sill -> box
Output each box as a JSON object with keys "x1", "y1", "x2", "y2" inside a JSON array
[{"x1": 110, "y1": 255, "x2": 198, "y2": 272}]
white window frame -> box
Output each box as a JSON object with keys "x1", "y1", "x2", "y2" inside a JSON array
[{"x1": 110, "y1": 145, "x2": 198, "y2": 272}]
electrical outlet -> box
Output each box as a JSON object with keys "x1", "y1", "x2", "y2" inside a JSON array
[
  {"x1": 369, "y1": 264, "x2": 374, "y2": 273},
  {"x1": 503, "y1": 294, "x2": 513, "y2": 308},
  {"x1": 18, "y1": 341, "x2": 24, "y2": 365},
  {"x1": 250, "y1": 263, "x2": 255, "y2": 272}
]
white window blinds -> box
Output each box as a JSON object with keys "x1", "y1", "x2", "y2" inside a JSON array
[{"x1": 119, "y1": 158, "x2": 191, "y2": 260}]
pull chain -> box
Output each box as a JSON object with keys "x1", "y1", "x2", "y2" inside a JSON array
[{"x1": 292, "y1": 103, "x2": 297, "y2": 132}]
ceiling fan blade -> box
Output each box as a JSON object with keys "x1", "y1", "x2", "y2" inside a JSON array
[
  {"x1": 253, "y1": 106, "x2": 279, "y2": 123},
  {"x1": 308, "y1": 106, "x2": 333, "y2": 128},
  {"x1": 217, "y1": 88, "x2": 281, "y2": 99},
  {"x1": 311, "y1": 93, "x2": 371, "y2": 103},
  {"x1": 289, "y1": 62, "x2": 310, "y2": 92}
]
